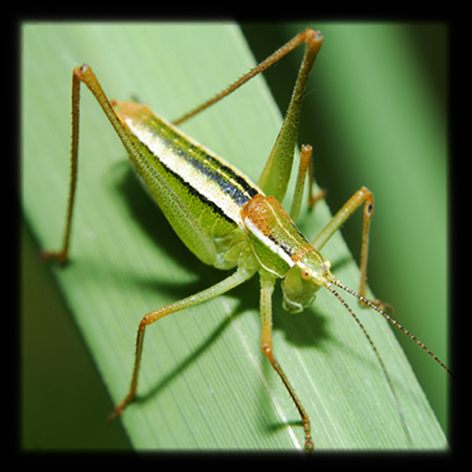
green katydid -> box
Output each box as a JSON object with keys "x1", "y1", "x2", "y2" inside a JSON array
[{"x1": 41, "y1": 28, "x2": 452, "y2": 451}]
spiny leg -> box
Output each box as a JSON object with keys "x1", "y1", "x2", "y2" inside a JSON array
[
  {"x1": 310, "y1": 186, "x2": 390, "y2": 310},
  {"x1": 307, "y1": 149, "x2": 326, "y2": 209},
  {"x1": 108, "y1": 268, "x2": 253, "y2": 422},
  {"x1": 41, "y1": 64, "x2": 145, "y2": 263},
  {"x1": 289, "y1": 144, "x2": 325, "y2": 223},
  {"x1": 40, "y1": 68, "x2": 82, "y2": 263},
  {"x1": 173, "y1": 29, "x2": 323, "y2": 129},
  {"x1": 172, "y1": 29, "x2": 324, "y2": 207},
  {"x1": 259, "y1": 270, "x2": 314, "y2": 451},
  {"x1": 257, "y1": 31, "x2": 324, "y2": 203}
]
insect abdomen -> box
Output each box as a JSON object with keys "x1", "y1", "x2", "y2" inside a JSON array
[{"x1": 114, "y1": 100, "x2": 262, "y2": 268}]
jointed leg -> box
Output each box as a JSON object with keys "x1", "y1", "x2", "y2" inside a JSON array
[
  {"x1": 172, "y1": 29, "x2": 324, "y2": 206},
  {"x1": 108, "y1": 267, "x2": 253, "y2": 422},
  {"x1": 311, "y1": 186, "x2": 375, "y2": 301},
  {"x1": 172, "y1": 29, "x2": 323, "y2": 129},
  {"x1": 41, "y1": 64, "x2": 150, "y2": 264},
  {"x1": 40, "y1": 68, "x2": 82, "y2": 263},
  {"x1": 259, "y1": 270, "x2": 314, "y2": 451},
  {"x1": 289, "y1": 144, "x2": 325, "y2": 223},
  {"x1": 257, "y1": 31, "x2": 324, "y2": 203}
]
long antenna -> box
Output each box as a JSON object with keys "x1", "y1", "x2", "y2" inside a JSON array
[
  {"x1": 323, "y1": 281, "x2": 411, "y2": 443},
  {"x1": 331, "y1": 277, "x2": 454, "y2": 379}
]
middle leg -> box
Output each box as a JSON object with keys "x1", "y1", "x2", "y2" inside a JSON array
[{"x1": 259, "y1": 270, "x2": 314, "y2": 451}]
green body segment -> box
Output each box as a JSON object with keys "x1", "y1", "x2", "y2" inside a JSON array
[
  {"x1": 241, "y1": 195, "x2": 312, "y2": 277},
  {"x1": 113, "y1": 101, "x2": 263, "y2": 270},
  {"x1": 113, "y1": 101, "x2": 322, "y2": 281}
]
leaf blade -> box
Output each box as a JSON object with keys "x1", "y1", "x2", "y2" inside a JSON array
[{"x1": 22, "y1": 22, "x2": 448, "y2": 450}]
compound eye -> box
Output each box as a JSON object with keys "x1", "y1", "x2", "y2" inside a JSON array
[{"x1": 300, "y1": 266, "x2": 313, "y2": 281}]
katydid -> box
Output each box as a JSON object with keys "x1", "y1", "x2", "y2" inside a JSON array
[{"x1": 42, "y1": 28, "x2": 452, "y2": 451}]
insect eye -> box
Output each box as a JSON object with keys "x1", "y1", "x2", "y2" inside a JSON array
[{"x1": 301, "y1": 267, "x2": 313, "y2": 281}]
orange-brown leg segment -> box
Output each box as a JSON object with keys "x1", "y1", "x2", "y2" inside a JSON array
[
  {"x1": 107, "y1": 268, "x2": 252, "y2": 423},
  {"x1": 260, "y1": 270, "x2": 314, "y2": 451},
  {"x1": 172, "y1": 28, "x2": 325, "y2": 207},
  {"x1": 41, "y1": 64, "x2": 148, "y2": 264},
  {"x1": 289, "y1": 144, "x2": 325, "y2": 223},
  {"x1": 40, "y1": 68, "x2": 82, "y2": 264},
  {"x1": 310, "y1": 186, "x2": 391, "y2": 311}
]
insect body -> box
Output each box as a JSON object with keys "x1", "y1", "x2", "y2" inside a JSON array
[{"x1": 42, "y1": 29, "x2": 451, "y2": 450}]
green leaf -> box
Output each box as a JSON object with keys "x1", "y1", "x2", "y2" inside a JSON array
[{"x1": 23, "y1": 23, "x2": 448, "y2": 450}]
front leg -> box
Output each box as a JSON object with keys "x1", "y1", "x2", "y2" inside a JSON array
[{"x1": 259, "y1": 270, "x2": 314, "y2": 451}]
